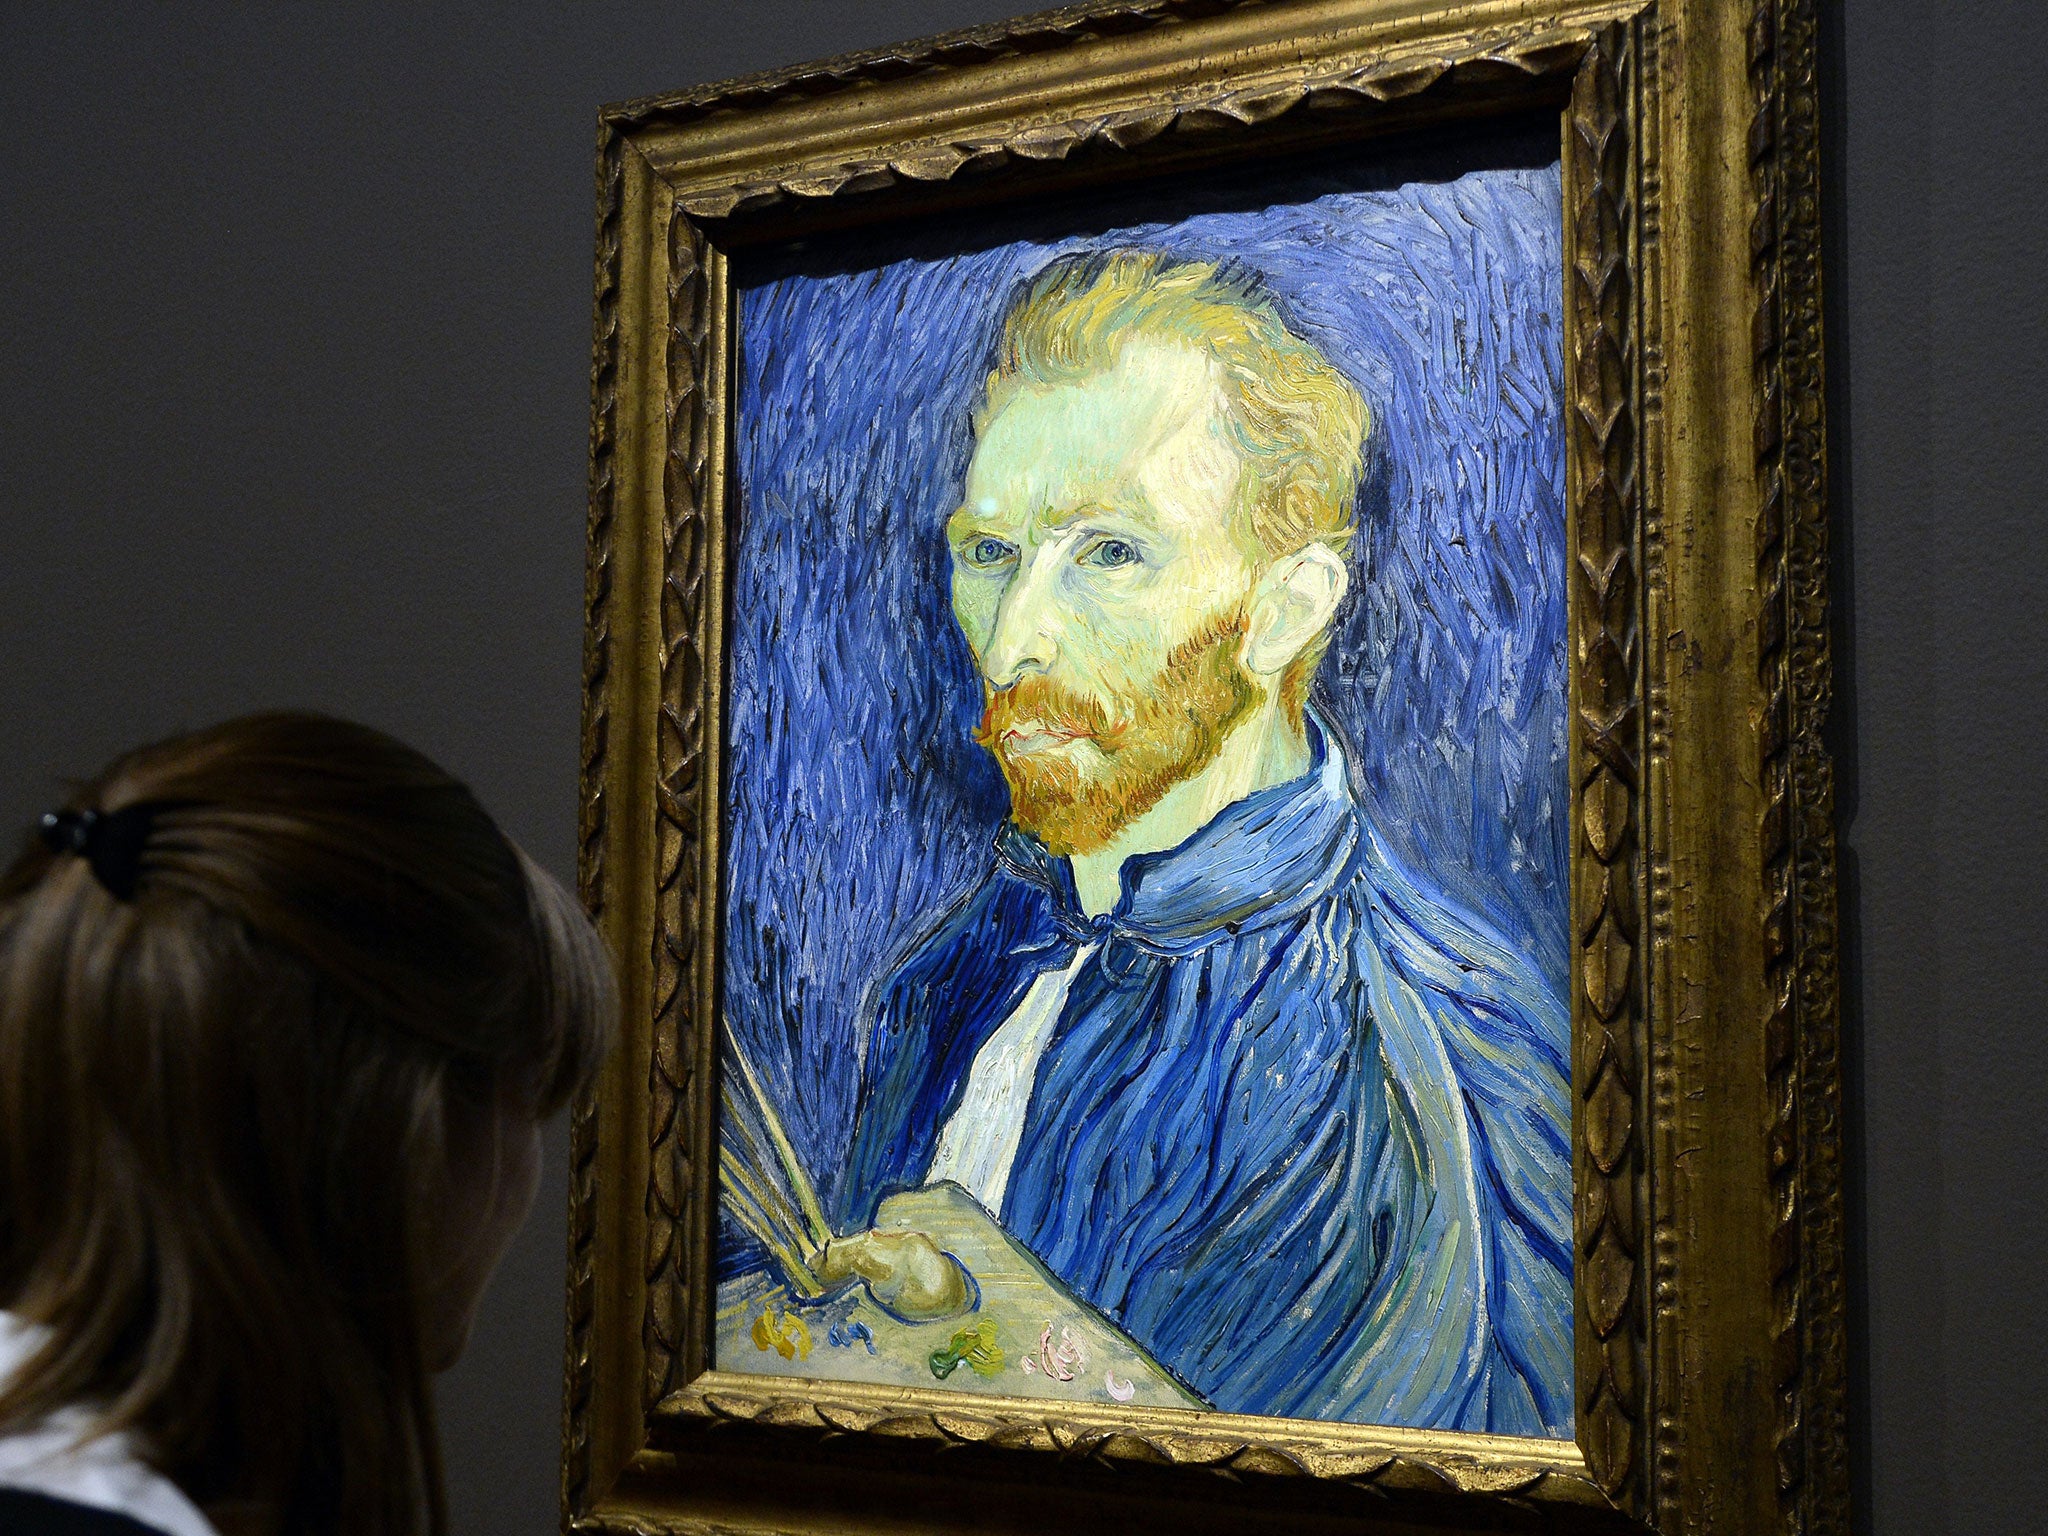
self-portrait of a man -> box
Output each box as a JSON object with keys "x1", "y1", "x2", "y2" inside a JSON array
[{"x1": 717, "y1": 162, "x2": 1573, "y2": 1438}]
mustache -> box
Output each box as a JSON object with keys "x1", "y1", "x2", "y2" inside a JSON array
[
  {"x1": 973, "y1": 677, "x2": 1126, "y2": 753},
  {"x1": 972, "y1": 609, "x2": 1253, "y2": 760}
]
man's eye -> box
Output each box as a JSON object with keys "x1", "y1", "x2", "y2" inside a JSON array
[
  {"x1": 963, "y1": 537, "x2": 1015, "y2": 569},
  {"x1": 1082, "y1": 538, "x2": 1140, "y2": 570}
]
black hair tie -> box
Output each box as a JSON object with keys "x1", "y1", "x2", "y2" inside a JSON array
[{"x1": 38, "y1": 802, "x2": 171, "y2": 901}]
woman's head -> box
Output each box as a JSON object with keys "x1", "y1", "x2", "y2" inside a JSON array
[{"x1": 0, "y1": 712, "x2": 616, "y2": 1536}]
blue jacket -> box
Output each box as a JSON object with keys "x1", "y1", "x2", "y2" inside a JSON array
[{"x1": 838, "y1": 714, "x2": 1573, "y2": 1434}]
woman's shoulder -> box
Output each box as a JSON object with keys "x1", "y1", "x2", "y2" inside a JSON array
[
  {"x1": 0, "y1": 1316, "x2": 218, "y2": 1536},
  {"x1": 0, "y1": 1486, "x2": 185, "y2": 1535},
  {"x1": 0, "y1": 1424, "x2": 217, "y2": 1536}
]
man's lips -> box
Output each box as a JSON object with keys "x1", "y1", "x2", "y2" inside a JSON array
[{"x1": 1000, "y1": 724, "x2": 1092, "y2": 755}]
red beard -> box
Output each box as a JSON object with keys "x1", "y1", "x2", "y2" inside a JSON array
[{"x1": 975, "y1": 610, "x2": 1258, "y2": 857}]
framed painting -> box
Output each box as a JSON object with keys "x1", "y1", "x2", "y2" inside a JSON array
[{"x1": 564, "y1": 2, "x2": 1847, "y2": 1533}]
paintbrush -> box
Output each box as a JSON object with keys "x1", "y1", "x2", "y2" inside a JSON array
[{"x1": 718, "y1": 1032, "x2": 832, "y2": 1297}]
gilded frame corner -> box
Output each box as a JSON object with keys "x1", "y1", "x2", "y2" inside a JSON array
[{"x1": 564, "y1": 2, "x2": 1845, "y2": 1532}]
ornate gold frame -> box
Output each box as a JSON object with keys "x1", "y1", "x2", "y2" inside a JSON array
[{"x1": 563, "y1": 2, "x2": 1844, "y2": 1532}]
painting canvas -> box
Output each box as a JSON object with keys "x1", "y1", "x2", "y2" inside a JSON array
[{"x1": 713, "y1": 155, "x2": 1572, "y2": 1438}]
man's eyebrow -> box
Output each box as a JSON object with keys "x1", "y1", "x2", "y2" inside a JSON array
[
  {"x1": 947, "y1": 499, "x2": 1162, "y2": 539},
  {"x1": 1037, "y1": 500, "x2": 1160, "y2": 533},
  {"x1": 945, "y1": 505, "x2": 1012, "y2": 539}
]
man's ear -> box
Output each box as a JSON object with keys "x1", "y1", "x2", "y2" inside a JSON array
[{"x1": 1243, "y1": 543, "x2": 1348, "y2": 679}]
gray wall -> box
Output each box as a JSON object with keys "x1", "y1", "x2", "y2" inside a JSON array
[
  {"x1": 1, "y1": 3, "x2": 2038, "y2": 1532},
  {"x1": 1835, "y1": 4, "x2": 2048, "y2": 1530}
]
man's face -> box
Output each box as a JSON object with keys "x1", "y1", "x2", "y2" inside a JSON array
[{"x1": 948, "y1": 338, "x2": 1262, "y2": 856}]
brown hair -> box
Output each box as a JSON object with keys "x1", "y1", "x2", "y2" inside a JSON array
[{"x1": 0, "y1": 712, "x2": 615, "y2": 1536}]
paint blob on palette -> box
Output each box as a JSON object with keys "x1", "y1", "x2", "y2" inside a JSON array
[
  {"x1": 717, "y1": 1184, "x2": 1198, "y2": 1408},
  {"x1": 716, "y1": 163, "x2": 1574, "y2": 1436}
]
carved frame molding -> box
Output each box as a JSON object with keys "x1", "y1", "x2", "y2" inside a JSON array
[
  {"x1": 1748, "y1": 2, "x2": 1846, "y2": 1533},
  {"x1": 565, "y1": 2, "x2": 1845, "y2": 1532}
]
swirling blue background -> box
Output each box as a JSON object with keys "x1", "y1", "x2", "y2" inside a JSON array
[{"x1": 723, "y1": 163, "x2": 1567, "y2": 1213}]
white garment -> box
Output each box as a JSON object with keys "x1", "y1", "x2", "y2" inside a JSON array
[
  {"x1": 925, "y1": 942, "x2": 1097, "y2": 1214},
  {"x1": 0, "y1": 1312, "x2": 219, "y2": 1536}
]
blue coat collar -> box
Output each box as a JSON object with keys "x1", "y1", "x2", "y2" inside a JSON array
[{"x1": 992, "y1": 709, "x2": 1364, "y2": 956}]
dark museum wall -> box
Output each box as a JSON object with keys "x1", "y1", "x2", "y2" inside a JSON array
[{"x1": 0, "y1": 3, "x2": 2039, "y2": 1532}]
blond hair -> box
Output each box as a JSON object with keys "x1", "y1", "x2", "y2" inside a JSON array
[
  {"x1": 979, "y1": 248, "x2": 1371, "y2": 711},
  {"x1": 981, "y1": 248, "x2": 1370, "y2": 562}
]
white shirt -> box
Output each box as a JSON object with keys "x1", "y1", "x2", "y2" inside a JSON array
[
  {"x1": 0, "y1": 1312, "x2": 219, "y2": 1536},
  {"x1": 925, "y1": 942, "x2": 1098, "y2": 1214}
]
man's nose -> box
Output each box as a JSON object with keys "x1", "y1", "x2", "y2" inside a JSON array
[{"x1": 980, "y1": 552, "x2": 1061, "y2": 688}]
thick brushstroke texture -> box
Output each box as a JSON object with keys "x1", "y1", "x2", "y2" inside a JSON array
[
  {"x1": 836, "y1": 716, "x2": 1573, "y2": 1432},
  {"x1": 723, "y1": 165, "x2": 1566, "y2": 1209}
]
